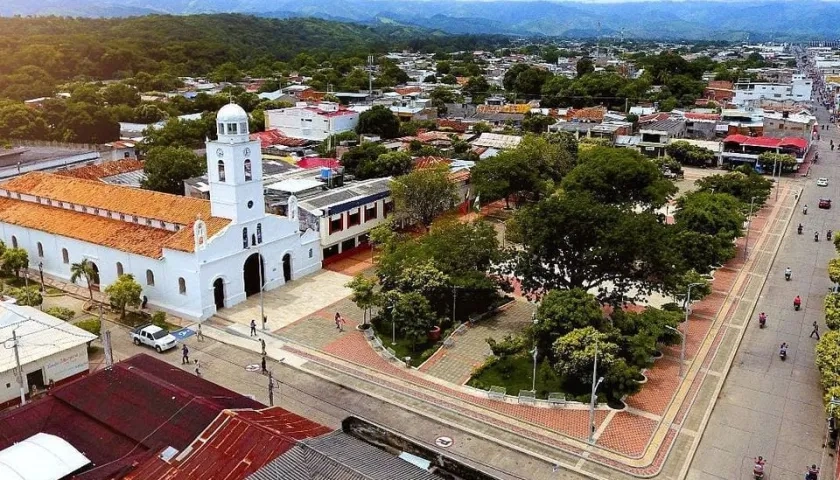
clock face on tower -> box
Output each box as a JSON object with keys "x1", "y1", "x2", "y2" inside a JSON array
[
  {"x1": 216, "y1": 148, "x2": 224, "y2": 158},
  {"x1": 244, "y1": 147, "x2": 251, "y2": 156}
]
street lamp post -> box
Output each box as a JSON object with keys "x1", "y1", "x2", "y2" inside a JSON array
[
  {"x1": 531, "y1": 312, "x2": 538, "y2": 392},
  {"x1": 666, "y1": 325, "x2": 686, "y2": 378},
  {"x1": 38, "y1": 262, "x2": 44, "y2": 293},
  {"x1": 588, "y1": 342, "x2": 604, "y2": 444},
  {"x1": 744, "y1": 196, "x2": 757, "y2": 259}
]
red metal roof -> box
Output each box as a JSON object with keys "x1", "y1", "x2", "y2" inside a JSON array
[
  {"x1": 0, "y1": 354, "x2": 263, "y2": 480},
  {"x1": 413, "y1": 156, "x2": 451, "y2": 169},
  {"x1": 684, "y1": 112, "x2": 720, "y2": 121},
  {"x1": 723, "y1": 134, "x2": 808, "y2": 150},
  {"x1": 296, "y1": 157, "x2": 341, "y2": 169},
  {"x1": 124, "y1": 407, "x2": 331, "y2": 480},
  {"x1": 250, "y1": 130, "x2": 308, "y2": 148}
]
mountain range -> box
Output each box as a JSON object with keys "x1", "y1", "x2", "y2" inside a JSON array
[{"x1": 2, "y1": 0, "x2": 838, "y2": 40}]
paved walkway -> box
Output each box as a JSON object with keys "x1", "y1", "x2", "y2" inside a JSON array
[
  {"x1": 419, "y1": 300, "x2": 536, "y2": 384},
  {"x1": 686, "y1": 102, "x2": 838, "y2": 480}
]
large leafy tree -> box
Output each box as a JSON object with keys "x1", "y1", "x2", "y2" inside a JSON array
[
  {"x1": 141, "y1": 146, "x2": 206, "y2": 195},
  {"x1": 346, "y1": 274, "x2": 378, "y2": 326},
  {"x1": 561, "y1": 146, "x2": 677, "y2": 210},
  {"x1": 1, "y1": 248, "x2": 28, "y2": 278},
  {"x1": 532, "y1": 289, "x2": 606, "y2": 357},
  {"x1": 355, "y1": 151, "x2": 412, "y2": 180},
  {"x1": 552, "y1": 327, "x2": 618, "y2": 383},
  {"x1": 505, "y1": 192, "x2": 676, "y2": 303},
  {"x1": 695, "y1": 169, "x2": 773, "y2": 208},
  {"x1": 357, "y1": 105, "x2": 400, "y2": 139},
  {"x1": 393, "y1": 291, "x2": 438, "y2": 351},
  {"x1": 390, "y1": 165, "x2": 457, "y2": 231},
  {"x1": 105, "y1": 274, "x2": 142, "y2": 319},
  {"x1": 340, "y1": 142, "x2": 389, "y2": 177},
  {"x1": 674, "y1": 191, "x2": 745, "y2": 238}
]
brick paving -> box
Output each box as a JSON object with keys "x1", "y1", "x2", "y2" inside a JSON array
[
  {"x1": 420, "y1": 300, "x2": 536, "y2": 384},
  {"x1": 596, "y1": 411, "x2": 658, "y2": 457}
]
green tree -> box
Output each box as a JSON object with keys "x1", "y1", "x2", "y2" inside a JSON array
[
  {"x1": 521, "y1": 113, "x2": 556, "y2": 133},
  {"x1": 695, "y1": 170, "x2": 773, "y2": 208},
  {"x1": 757, "y1": 152, "x2": 797, "y2": 173},
  {"x1": 357, "y1": 105, "x2": 400, "y2": 139},
  {"x1": 346, "y1": 274, "x2": 378, "y2": 326},
  {"x1": 393, "y1": 291, "x2": 438, "y2": 351},
  {"x1": 70, "y1": 259, "x2": 99, "y2": 302},
  {"x1": 1, "y1": 248, "x2": 28, "y2": 278},
  {"x1": 132, "y1": 104, "x2": 168, "y2": 124},
  {"x1": 141, "y1": 146, "x2": 206, "y2": 195},
  {"x1": 553, "y1": 327, "x2": 618, "y2": 383},
  {"x1": 209, "y1": 62, "x2": 244, "y2": 83},
  {"x1": 8, "y1": 286, "x2": 42, "y2": 307},
  {"x1": 674, "y1": 191, "x2": 745, "y2": 238},
  {"x1": 102, "y1": 82, "x2": 140, "y2": 107},
  {"x1": 561, "y1": 146, "x2": 677, "y2": 210},
  {"x1": 472, "y1": 122, "x2": 492, "y2": 134},
  {"x1": 665, "y1": 141, "x2": 716, "y2": 167},
  {"x1": 105, "y1": 274, "x2": 142, "y2": 319},
  {"x1": 340, "y1": 142, "x2": 389, "y2": 177},
  {"x1": 390, "y1": 165, "x2": 457, "y2": 231},
  {"x1": 532, "y1": 289, "x2": 606, "y2": 357},
  {"x1": 576, "y1": 57, "x2": 595, "y2": 78},
  {"x1": 355, "y1": 151, "x2": 413, "y2": 179}
]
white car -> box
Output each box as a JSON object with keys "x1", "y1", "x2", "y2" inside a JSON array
[
  {"x1": 818, "y1": 177, "x2": 829, "y2": 187},
  {"x1": 130, "y1": 324, "x2": 178, "y2": 352}
]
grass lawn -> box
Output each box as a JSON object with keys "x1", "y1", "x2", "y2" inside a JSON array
[
  {"x1": 468, "y1": 355, "x2": 566, "y2": 399},
  {"x1": 2, "y1": 276, "x2": 62, "y2": 295},
  {"x1": 371, "y1": 317, "x2": 440, "y2": 366}
]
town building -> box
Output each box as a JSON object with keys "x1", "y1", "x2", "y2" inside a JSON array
[
  {"x1": 264, "y1": 102, "x2": 359, "y2": 141},
  {"x1": 732, "y1": 74, "x2": 813, "y2": 107},
  {"x1": 638, "y1": 119, "x2": 687, "y2": 157},
  {"x1": 761, "y1": 110, "x2": 817, "y2": 141},
  {"x1": 0, "y1": 103, "x2": 321, "y2": 321},
  {"x1": 721, "y1": 134, "x2": 809, "y2": 168},
  {"x1": 0, "y1": 303, "x2": 96, "y2": 409}
]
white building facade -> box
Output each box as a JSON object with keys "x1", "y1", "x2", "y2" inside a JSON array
[
  {"x1": 732, "y1": 74, "x2": 813, "y2": 106},
  {"x1": 264, "y1": 102, "x2": 359, "y2": 141},
  {"x1": 0, "y1": 104, "x2": 321, "y2": 321}
]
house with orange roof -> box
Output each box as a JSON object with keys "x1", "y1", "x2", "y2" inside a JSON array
[{"x1": 0, "y1": 104, "x2": 321, "y2": 321}]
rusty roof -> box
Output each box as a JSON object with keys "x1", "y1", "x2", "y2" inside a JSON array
[
  {"x1": 1, "y1": 172, "x2": 218, "y2": 226},
  {"x1": 55, "y1": 159, "x2": 145, "y2": 182},
  {"x1": 125, "y1": 407, "x2": 331, "y2": 480}
]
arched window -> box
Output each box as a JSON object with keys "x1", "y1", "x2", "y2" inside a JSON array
[
  {"x1": 116, "y1": 262, "x2": 124, "y2": 276},
  {"x1": 308, "y1": 248, "x2": 313, "y2": 258},
  {"x1": 227, "y1": 123, "x2": 238, "y2": 135},
  {"x1": 217, "y1": 122, "x2": 224, "y2": 136},
  {"x1": 244, "y1": 159, "x2": 252, "y2": 181},
  {"x1": 256, "y1": 223, "x2": 262, "y2": 243},
  {"x1": 61, "y1": 248, "x2": 69, "y2": 264},
  {"x1": 146, "y1": 269, "x2": 155, "y2": 286},
  {"x1": 10, "y1": 236, "x2": 17, "y2": 248},
  {"x1": 178, "y1": 277, "x2": 186, "y2": 295},
  {"x1": 217, "y1": 160, "x2": 226, "y2": 182},
  {"x1": 37, "y1": 242, "x2": 43, "y2": 257},
  {"x1": 242, "y1": 228, "x2": 248, "y2": 249}
]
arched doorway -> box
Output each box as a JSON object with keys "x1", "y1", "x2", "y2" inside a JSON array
[
  {"x1": 89, "y1": 262, "x2": 100, "y2": 291},
  {"x1": 243, "y1": 253, "x2": 265, "y2": 297},
  {"x1": 213, "y1": 278, "x2": 225, "y2": 310},
  {"x1": 282, "y1": 254, "x2": 292, "y2": 283}
]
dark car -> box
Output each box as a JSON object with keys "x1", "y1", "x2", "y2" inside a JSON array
[{"x1": 820, "y1": 198, "x2": 832, "y2": 209}]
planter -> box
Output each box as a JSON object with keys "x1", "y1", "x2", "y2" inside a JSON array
[
  {"x1": 356, "y1": 323, "x2": 372, "y2": 332},
  {"x1": 428, "y1": 326, "x2": 442, "y2": 341},
  {"x1": 607, "y1": 399, "x2": 627, "y2": 411}
]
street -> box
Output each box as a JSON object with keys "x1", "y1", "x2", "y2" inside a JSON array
[{"x1": 687, "y1": 106, "x2": 838, "y2": 478}]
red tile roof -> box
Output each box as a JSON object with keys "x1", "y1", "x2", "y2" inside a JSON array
[
  {"x1": 250, "y1": 130, "x2": 308, "y2": 148},
  {"x1": 639, "y1": 112, "x2": 672, "y2": 123},
  {"x1": 413, "y1": 156, "x2": 452, "y2": 169},
  {"x1": 125, "y1": 407, "x2": 331, "y2": 480},
  {"x1": 296, "y1": 157, "x2": 341, "y2": 169},
  {"x1": 55, "y1": 159, "x2": 144, "y2": 182},
  {"x1": 394, "y1": 86, "x2": 422, "y2": 96},
  {"x1": 0, "y1": 354, "x2": 264, "y2": 480},
  {"x1": 684, "y1": 112, "x2": 720, "y2": 121},
  {"x1": 723, "y1": 134, "x2": 808, "y2": 150},
  {"x1": 437, "y1": 119, "x2": 468, "y2": 133}
]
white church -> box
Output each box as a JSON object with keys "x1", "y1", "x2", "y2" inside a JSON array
[{"x1": 0, "y1": 103, "x2": 321, "y2": 321}]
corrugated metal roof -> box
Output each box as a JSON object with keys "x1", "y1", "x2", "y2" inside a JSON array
[{"x1": 247, "y1": 431, "x2": 441, "y2": 480}]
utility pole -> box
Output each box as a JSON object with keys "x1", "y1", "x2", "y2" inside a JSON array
[
  {"x1": 103, "y1": 330, "x2": 113, "y2": 370},
  {"x1": 12, "y1": 329, "x2": 25, "y2": 406},
  {"x1": 744, "y1": 196, "x2": 757, "y2": 259},
  {"x1": 367, "y1": 55, "x2": 374, "y2": 98},
  {"x1": 268, "y1": 370, "x2": 274, "y2": 406}
]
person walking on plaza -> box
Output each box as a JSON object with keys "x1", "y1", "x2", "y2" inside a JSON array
[
  {"x1": 194, "y1": 359, "x2": 201, "y2": 377},
  {"x1": 181, "y1": 344, "x2": 190, "y2": 365},
  {"x1": 811, "y1": 321, "x2": 821, "y2": 340},
  {"x1": 250, "y1": 319, "x2": 257, "y2": 336},
  {"x1": 197, "y1": 323, "x2": 204, "y2": 342},
  {"x1": 335, "y1": 312, "x2": 345, "y2": 332},
  {"x1": 260, "y1": 337, "x2": 266, "y2": 356},
  {"x1": 261, "y1": 355, "x2": 267, "y2": 374}
]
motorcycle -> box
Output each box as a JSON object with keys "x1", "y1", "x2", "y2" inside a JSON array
[
  {"x1": 780, "y1": 347, "x2": 787, "y2": 361},
  {"x1": 759, "y1": 314, "x2": 767, "y2": 328},
  {"x1": 785, "y1": 272, "x2": 792, "y2": 281},
  {"x1": 816, "y1": 232, "x2": 820, "y2": 242},
  {"x1": 798, "y1": 224, "x2": 804, "y2": 235},
  {"x1": 804, "y1": 205, "x2": 809, "y2": 215}
]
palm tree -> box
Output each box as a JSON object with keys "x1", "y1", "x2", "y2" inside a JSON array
[{"x1": 70, "y1": 259, "x2": 98, "y2": 302}]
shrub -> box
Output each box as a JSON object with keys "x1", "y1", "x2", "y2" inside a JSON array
[
  {"x1": 826, "y1": 293, "x2": 840, "y2": 330},
  {"x1": 7, "y1": 286, "x2": 42, "y2": 306},
  {"x1": 75, "y1": 319, "x2": 101, "y2": 337},
  {"x1": 816, "y1": 330, "x2": 840, "y2": 390},
  {"x1": 45, "y1": 307, "x2": 75, "y2": 321},
  {"x1": 830, "y1": 258, "x2": 840, "y2": 285},
  {"x1": 151, "y1": 311, "x2": 168, "y2": 329}
]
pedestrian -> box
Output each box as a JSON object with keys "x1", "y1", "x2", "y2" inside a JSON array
[
  {"x1": 335, "y1": 312, "x2": 345, "y2": 332},
  {"x1": 262, "y1": 315, "x2": 267, "y2": 329},
  {"x1": 261, "y1": 355, "x2": 267, "y2": 374},
  {"x1": 250, "y1": 319, "x2": 257, "y2": 336},
  {"x1": 182, "y1": 344, "x2": 190, "y2": 364},
  {"x1": 194, "y1": 359, "x2": 201, "y2": 377},
  {"x1": 811, "y1": 321, "x2": 821, "y2": 340},
  {"x1": 197, "y1": 323, "x2": 204, "y2": 342},
  {"x1": 260, "y1": 337, "x2": 266, "y2": 356}
]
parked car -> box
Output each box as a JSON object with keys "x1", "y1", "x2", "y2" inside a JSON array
[
  {"x1": 130, "y1": 324, "x2": 177, "y2": 352},
  {"x1": 818, "y1": 177, "x2": 829, "y2": 187},
  {"x1": 820, "y1": 198, "x2": 832, "y2": 209}
]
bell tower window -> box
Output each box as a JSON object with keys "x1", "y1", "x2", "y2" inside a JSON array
[
  {"x1": 217, "y1": 123, "x2": 224, "y2": 136},
  {"x1": 244, "y1": 159, "x2": 252, "y2": 181},
  {"x1": 218, "y1": 160, "x2": 226, "y2": 182},
  {"x1": 226, "y1": 123, "x2": 238, "y2": 135}
]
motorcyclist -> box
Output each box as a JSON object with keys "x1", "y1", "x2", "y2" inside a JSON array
[
  {"x1": 780, "y1": 342, "x2": 788, "y2": 355},
  {"x1": 798, "y1": 224, "x2": 804, "y2": 234},
  {"x1": 816, "y1": 231, "x2": 820, "y2": 242},
  {"x1": 795, "y1": 295, "x2": 802, "y2": 308},
  {"x1": 806, "y1": 464, "x2": 820, "y2": 480},
  {"x1": 785, "y1": 267, "x2": 792, "y2": 279},
  {"x1": 804, "y1": 205, "x2": 809, "y2": 215},
  {"x1": 759, "y1": 312, "x2": 767, "y2": 327},
  {"x1": 753, "y1": 456, "x2": 766, "y2": 478}
]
